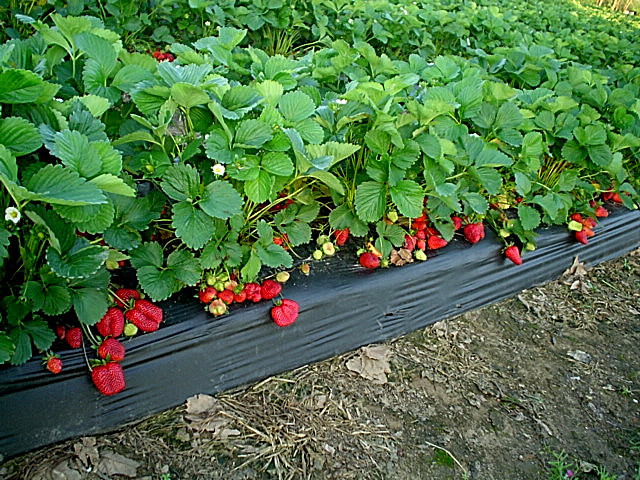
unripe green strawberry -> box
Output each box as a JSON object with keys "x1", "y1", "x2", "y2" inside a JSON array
[
  {"x1": 322, "y1": 242, "x2": 335, "y2": 256},
  {"x1": 208, "y1": 299, "x2": 227, "y2": 316},
  {"x1": 205, "y1": 272, "x2": 217, "y2": 286},
  {"x1": 123, "y1": 323, "x2": 138, "y2": 337},
  {"x1": 300, "y1": 263, "x2": 310, "y2": 275},
  {"x1": 312, "y1": 250, "x2": 323, "y2": 260},
  {"x1": 415, "y1": 250, "x2": 427, "y2": 261},
  {"x1": 276, "y1": 271, "x2": 290, "y2": 283},
  {"x1": 316, "y1": 235, "x2": 330, "y2": 246},
  {"x1": 387, "y1": 211, "x2": 399, "y2": 223}
]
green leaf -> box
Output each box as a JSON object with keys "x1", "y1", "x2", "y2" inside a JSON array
[
  {"x1": 462, "y1": 192, "x2": 489, "y2": 214},
  {"x1": 74, "y1": 32, "x2": 117, "y2": 71},
  {"x1": 245, "y1": 169, "x2": 272, "y2": 203},
  {"x1": 0, "y1": 228, "x2": 10, "y2": 268},
  {"x1": 90, "y1": 174, "x2": 136, "y2": 197},
  {"x1": 561, "y1": 140, "x2": 587, "y2": 164},
  {"x1": 0, "y1": 117, "x2": 42, "y2": 156},
  {"x1": 471, "y1": 167, "x2": 502, "y2": 195},
  {"x1": 171, "y1": 82, "x2": 210, "y2": 109},
  {"x1": 296, "y1": 202, "x2": 320, "y2": 223},
  {"x1": 474, "y1": 147, "x2": 513, "y2": 168},
  {"x1": 77, "y1": 94, "x2": 111, "y2": 116},
  {"x1": 390, "y1": 180, "x2": 423, "y2": 218},
  {"x1": 136, "y1": 266, "x2": 181, "y2": 302},
  {"x1": 517, "y1": 204, "x2": 541, "y2": 231},
  {"x1": 72, "y1": 287, "x2": 109, "y2": 325},
  {"x1": 52, "y1": 130, "x2": 102, "y2": 178},
  {"x1": 0, "y1": 334, "x2": 14, "y2": 364},
  {"x1": 167, "y1": 249, "x2": 201, "y2": 286},
  {"x1": 255, "y1": 80, "x2": 283, "y2": 107},
  {"x1": 222, "y1": 85, "x2": 262, "y2": 117},
  {"x1": 514, "y1": 171, "x2": 532, "y2": 196},
  {"x1": 355, "y1": 181, "x2": 386, "y2": 222},
  {"x1": 262, "y1": 152, "x2": 293, "y2": 176},
  {"x1": 172, "y1": 201, "x2": 215, "y2": 250},
  {"x1": 587, "y1": 144, "x2": 613, "y2": 167},
  {"x1": 283, "y1": 221, "x2": 312, "y2": 246},
  {"x1": 416, "y1": 133, "x2": 441, "y2": 159},
  {"x1": 241, "y1": 249, "x2": 262, "y2": 282},
  {"x1": 305, "y1": 170, "x2": 345, "y2": 195},
  {"x1": 26, "y1": 281, "x2": 72, "y2": 316},
  {"x1": 364, "y1": 129, "x2": 390, "y2": 154},
  {"x1": 295, "y1": 118, "x2": 324, "y2": 144},
  {"x1": 130, "y1": 241, "x2": 164, "y2": 269},
  {"x1": 105, "y1": 193, "x2": 163, "y2": 250},
  {"x1": 0, "y1": 145, "x2": 18, "y2": 183},
  {"x1": 9, "y1": 328, "x2": 30, "y2": 365},
  {"x1": 47, "y1": 238, "x2": 108, "y2": 279},
  {"x1": 234, "y1": 119, "x2": 273, "y2": 148},
  {"x1": 279, "y1": 91, "x2": 315, "y2": 124},
  {"x1": 24, "y1": 319, "x2": 55, "y2": 351},
  {"x1": 555, "y1": 170, "x2": 578, "y2": 191},
  {"x1": 204, "y1": 126, "x2": 234, "y2": 163},
  {"x1": 161, "y1": 163, "x2": 201, "y2": 201},
  {"x1": 0, "y1": 69, "x2": 46, "y2": 104},
  {"x1": 376, "y1": 221, "x2": 405, "y2": 246},
  {"x1": 26, "y1": 164, "x2": 107, "y2": 206},
  {"x1": 521, "y1": 131, "x2": 544, "y2": 162},
  {"x1": 256, "y1": 243, "x2": 292, "y2": 268},
  {"x1": 200, "y1": 180, "x2": 244, "y2": 219},
  {"x1": 494, "y1": 102, "x2": 523, "y2": 130}
]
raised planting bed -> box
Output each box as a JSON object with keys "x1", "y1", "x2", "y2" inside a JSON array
[{"x1": 0, "y1": 207, "x2": 638, "y2": 461}]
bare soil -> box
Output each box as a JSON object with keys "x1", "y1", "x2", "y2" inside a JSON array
[{"x1": 2, "y1": 251, "x2": 639, "y2": 480}]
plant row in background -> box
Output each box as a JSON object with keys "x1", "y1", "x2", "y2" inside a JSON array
[{"x1": 0, "y1": 0, "x2": 638, "y2": 394}]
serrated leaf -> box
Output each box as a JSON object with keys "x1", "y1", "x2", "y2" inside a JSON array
[
  {"x1": 234, "y1": 119, "x2": 273, "y2": 148},
  {"x1": 588, "y1": 144, "x2": 613, "y2": 167},
  {"x1": 222, "y1": 85, "x2": 262, "y2": 117},
  {"x1": 47, "y1": 238, "x2": 108, "y2": 279},
  {"x1": 376, "y1": 221, "x2": 405, "y2": 246},
  {"x1": 305, "y1": 170, "x2": 345, "y2": 195},
  {"x1": 390, "y1": 180, "x2": 423, "y2": 218},
  {"x1": 204, "y1": 126, "x2": 234, "y2": 164},
  {"x1": 200, "y1": 180, "x2": 243, "y2": 219},
  {"x1": 51, "y1": 130, "x2": 101, "y2": 178},
  {"x1": 23, "y1": 319, "x2": 56, "y2": 351},
  {"x1": 241, "y1": 249, "x2": 262, "y2": 282},
  {"x1": 171, "y1": 82, "x2": 210, "y2": 109},
  {"x1": 136, "y1": 266, "x2": 181, "y2": 302},
  {"x1": 295, "y1": 118, "x2": 324, "y2": 144},
  {"x1": 475, "y1": 147, "x2": 513, "y2": 168},
  {"x1": 255, "y1": 80, "x2": 283, "y2": 107},
  {"x1": 463, "y1": 192, "x2": 489, "y2": 214},
  {"x1": 130, "y1": 241, "x2": 164, "y2": 269},
  {"x1": 0, "y1": 334, "x2": 14, "y2": 364},
  {"x1": 279, "y1": 91, "x2": 315, "y2": 124},
  {"x1": 0, "y1": 117, "x2": 42, "y2": 156},
  {"x1": 262, "y1": 152, "x2": 293, "y2": 176},
  {"x1": 0, "y1": 144, "x2": 18, "y2": 183},
  {"x1": 494, "y1": 102, "x2": 523, "y2": 130},
  {"x1": 283, "y1": 221, "x2": 312, "y2": 246},
  {"x1": 26, "y1": 164, "x2": 106, "y2": 206},
  {"x1": 9, "y1": 328, "x2": 30, "y2": 365},
  {"x1": 245, "y1": 169, "x2": 272, "y2": 203},
  {"x1": 514, "y1": 171, "x2": 532, "y2": 196},
  {"x1": 256, "y1": 243, "x2": 292, "y2": 268},
  {"x1": 172, "y1": 201, "x2": 215, "y2": 250},
  {"x1": 416, "y1": 133, "x2": 441, "y2": 159},
  {"x1": 561, "y1": 140, "x2": 587, "y2": 164},
  {"x1": 74, "y1": 32, "x2": 117, "y2": 71},
  {"x1": 355, "y1": 181, "x2": 386, "y2": 222},
  {"x1": 0, "y1": 69, "x2": 46, "y2": 104},
  {"x1": 161, "y1": 163, "x2": 201, "y2": 202},
  {"x1": 471, "y1": 167, "x2": 502, "y2": 195},
  {"x1": 167, "y1": 249, "x2": 201, "y2": 285},
  {"x1": 517, "y1": 204, "x2": 541, "y2": 231},
  {"x1": 90, "y1": 174, "x2": 136, "y2": 196},
  {"x1": 72, "y1": 287, "x2": 109, "y2": 325}
]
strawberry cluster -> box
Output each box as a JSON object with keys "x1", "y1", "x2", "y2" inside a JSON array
[
  {"x1": 199, "y1": 272, "x2": 299, "y2": 327},
  {"x1": 151, "y1": 49, "x2": 175, "y2": 62},
  {"x1": 568, "y1": 212, "x2": 603, "y2": 245}
]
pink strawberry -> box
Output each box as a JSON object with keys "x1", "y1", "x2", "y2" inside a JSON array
[
  {"x1": 270, "y1": 299, "x2": 299, "y2": 327},
  {"x1": 403, "y1": 235, "x2": 416, "y2": 251},
  {"x1": 66, "y1": 327, "x2": 83, "y2": 349},
  {"x1": 96, "y1": 307, "x2": 125, "y2": 338},
  {"x1": 208, "y1": 299, "x2": 227, "y2": 316},
  {"x1": 505, "y1": 246, "x2": 522, "y2": 265},
  {"x1": 416, "y1": 239, "x2": 426, "y2": 251},
  {"x1": 463, "y1": 222, "x2": 485, "y2": 244},
  {"x1": 582, "y1": 217, "x2": 596, "y2": 229},
  {"x1": 427, "y1": 236, "x2": 447, "y2": 250},
  {"x1": 416, "y1": 230, "x2": 426, "y2": 240},
  {"x1": 97, "y1": 338, "x2": 126, "y2": 362},
  {"x1": 91, "y1": 362, "x2": 126, "y2": 396},
  {"x1": 199, "y1": 286, "x2": 217, "y2": 303},
  {"x1": 451, "y1": 216, "x2": 462, "y2": 230},
  {"x1": 114, "y1": 289, "x2": 140, "y2": 308},
  {"x1": 261, "y1": 279, "x2": 282, "y2": 300},
  {"x1": 359, "y1": 252, "x2": 380, "y2": 269}
]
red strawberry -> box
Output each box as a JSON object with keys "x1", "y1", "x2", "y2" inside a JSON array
[
  {"x1": 463, "y1": 222, "x2": 485, "y2": 244},
  {"x1": 45, "y1": 356, "x2": 62, "y2": 374},
  {"x1": 412, "y1": 220, "x2": 427, "y2": 231},
  {"x1": 595, "y1": 206, "x2": 608, "y2": 218},
  {"x1": 416, "y1": 212, "x2": 427, "y2": 222},
  {"x1": 416, "y1": 239, "x2": 426, "y2": 251},
  {"x1": 570, "y1": 213, "x2": 583, "y2": 223},
  {"x1": 66, "y1": 327, "x2": 82, "y2": 349},
  {"x1": 162, "y1": 52, "x2": 175, "y2": 62},
  {"x1": 575, "y1": 230, "x2": 588, "y2": 245},
  {"x1": 601, "y1": 191, "x2": 614, "y2": 201},
  {"x1": 244, "y1": 283, "x2": 262, "y2": 303},
  {"x1": 505, "y1": 246, "x2": 522, "y2": 265},
  {"x1": 270, "y1": 299, "x2": 299, "y2": 327},
  {"x1": 199, "y1": 286, "x2": 217, "y2": 303},
  {"x1": 97, "y1": 338, "x2": 126, "y2": 362},
  {"x1": 582, "y1": 217, "x2": 596, "y2": 229},
  {"x1": 427, "y1": 236, "x2": 447, "y2": 250},
  {"x1": 218, "y1": 289, "x2": 235, "y2": 305},
  {"x1": 261, "y1": 279, "x2": 282, "y2": 300},
  {"x1": 333, "y1": 228, "x2": 350, "y2": 246},
  {"x1": 96, "y1": 307, "x2": 125, "y2": 338},
  {"x1": 55, "y1": 325, "x2": 66, "y2": 340},
  {"x1": 451, "y1": 216, "x2": 462, "y2": 230},
  {"x1": 612, "y1": 193, "x2": 623, "y2": 204},
  {"x1": 91, "y1": 362, "x2": 126, "y2": 396},
  {"x1": 424, "y1": 227, "x2": 438, "y2": 238},
  {"x1": 126, "y1": 309, "x2": 159, "y2": 332},
  {"x1": 273, "y1": 236, "x2": 284, "y2": 246},
  {"x1": 359, "y1": 252, "x2": 380, "y2": 269},
  {"x1": 403, "y1": 235, "x2": 416, "y2": 251},
  {"x1": 234, "y1": 289, "x2": 247, "y2": 303},
  {"x1": 133, "y1": 299, "x2": 162, "y2": 324},
  {"x1": 416, "y1": 230, "x2": 426, "y2": 240},
  {"x1": 114, "y1": 289, "x2": 140, "y2": 308}
]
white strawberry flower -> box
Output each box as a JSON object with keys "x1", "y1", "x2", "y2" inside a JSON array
[
  {"x1": 204, "y1": 20, "x2": 211, "y2": 26},
  {"x1": 335, "y1": 98, "x2": 348, "y2": 105},
  {"x1": 5, "y1": 206, "x2": 20, "y2": 224},
  {"x1": 212, "y1": 164, "x2": 225, "y2": 176}
]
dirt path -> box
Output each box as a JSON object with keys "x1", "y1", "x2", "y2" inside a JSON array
[{"x1": 2, "y1": 251, "x2": 639, "y2": 480}]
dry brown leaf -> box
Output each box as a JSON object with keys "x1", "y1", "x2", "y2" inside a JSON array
[
  {"x1": 184, "y1": 394, "x2": 240, "y2": 438},
  {"x1": 186, "y1": 393, "x2": 218, "y2": 415},
  {"x1": 346, "y1": 345, "x2": 392, "y2": 384},
  {"x1": 73, "y1": 437, "x2": 99, "y2": 468},
  {"x1": 97, "y1": 451, "x2": 139, "y2": 478},
  {"x1": 49, "y1": 460, "x2": 82, "y2": 480},
  {"x1": 564, "y1": 256, "x2": 588, "y2": 277}
]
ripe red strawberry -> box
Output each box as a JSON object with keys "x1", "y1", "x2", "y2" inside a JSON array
[
  {"x1": 55, "y1": 325, "x2": 66, "y2": 340},
  {"x1": 412, "y1": 220, "x2": 427, "y2": 231},
  {"x1": 403, "y1": 235, "x2": 416, "y2": 251},
  {"x1": 575, "y1": 230, "x2": 588, "y2": 245},
  {"x1": 96, "y1": 307, "x2": 125, "y2": 338},
  {"x1": 333, "y1": 228, "x2": 349, "y2": 246},
  {"x1": 97, "y1": 338, "x2": 126, "y2": 362},
  {"x1": 416, "y1": 212, "x2": 427, "y2": 222},
  {"x1": 570, "y1": 213, "x2": 583, "y2": 223},
  {"x1": 595, "y1": 206, "x2": 608, "y2": 218},
  {"x1": 218, "y1": 289, "x2": 235, "y2": 305},
  {"x1": 505, "y1": 246, "x2": 522, "y2": 265},
  {"x1": 244, "y1": 283, "x2": 262, "y2": 303},
  {"x1": 45, "y1": 356, "x2": 62, "y2": 374},
  {"x1": 261, "y1": 279, "x2": 282, "y2": 300},
  {"x1": 270, "y1": 299, "x2": 299, "y2": 327},
  {"x1": 611, "y1": 193, "x2": 623, "y2": 204},
  {"x1": 416, "y1": 230, "x2": 426, "y2": 240},
  {"x1": 424, "y1": 227, "x2": 438, "y2": 238},
  {"x1": 91, "y1": 362, "x2": 126, "y2": 396},
  {"x1": 234, "y1": 289, "x2": 247, "y2": 303},
  {"x1": 601, "y1": 191, "x2": 614, "y2": 201},
  {"x1": 582, "y1": 217, "x2": 596, "y2": 229},
  {"x1": 273, "y1": 236, "x2": 284, "y2": 246},
  {"x1": 66, "y1": 327, "x2": 82, "y2": 349},
  {"x1": 451, "y1": 216, "x2": 462, "y2": 230},
  {"x1": 416, "y1": 239, "x2": 426, "y2": 251},
  {"x1": 133, "y1": 299, "x2": 162, "y2": 324},
  {"x1": 428, "y1": 236, "x2": 448, "y2": 250},
  {"x1": 125, "y1": 309, "x2": 159, "y2": 332},
  {"x1": 463, "y1": 222, "x2": 485, "y2": 244},
  {"x1": 199, "y1": 286, "x2": 217, "y2": 303},
  {"x1": 359, "y1": 252, "x2": 380, "y2": 269},
  {"x1": 114, "y1": 289, "x2": 141, "y2": 308}
]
